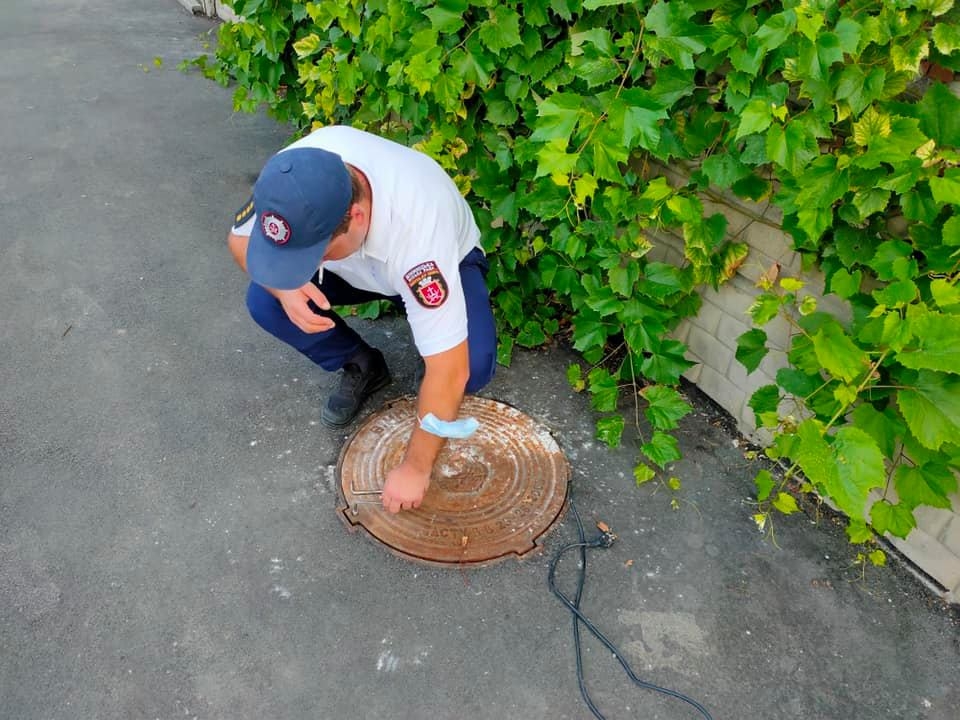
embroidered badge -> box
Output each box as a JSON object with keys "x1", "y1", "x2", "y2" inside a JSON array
[
  {"x1": 261, "y1": 211, "x2": 292, "y2": 245},
  {"x1": 233, "y1": 195, "x2": 255, "y2": 227},
  {"x1": 404, "y1": 261, "x2": 448, "y2": 308}
]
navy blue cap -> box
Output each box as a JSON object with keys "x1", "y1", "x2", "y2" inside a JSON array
[{"x1": 246, "y1": 147, "x2": 352, "y2": 290}]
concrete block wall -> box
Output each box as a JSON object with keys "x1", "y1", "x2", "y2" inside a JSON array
[{"x1": 649, "y1": 169, "x2": 960, "y2": 603}]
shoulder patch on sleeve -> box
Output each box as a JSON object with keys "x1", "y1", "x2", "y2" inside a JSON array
[
  {"x1": 404, "y1": 260, "x2": 449, "y2": 309},
  {"x1": 232, "y1": 195, "x2": 255, "y2": 229}
]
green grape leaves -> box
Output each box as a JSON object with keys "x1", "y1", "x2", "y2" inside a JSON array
[
  {"x1": 897, "y1": 370, "x2": 960, "y2": 451},
  {"x1": 206, "y1": 0, "x2": 960, "y2": 549}
]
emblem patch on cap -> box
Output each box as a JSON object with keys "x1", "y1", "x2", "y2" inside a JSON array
[
  {"x1": 404, "y1": 261, "x2": 448, "y2": 308},
  {"x1": 261, "y1": 212, "x2": 292, "y2": 245}
]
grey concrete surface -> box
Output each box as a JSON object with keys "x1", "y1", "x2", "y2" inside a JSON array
[{"x1": 1, "y1": 2, "x2": 958, "y2": 719}]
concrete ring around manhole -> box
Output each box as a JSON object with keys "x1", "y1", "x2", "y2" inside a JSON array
[{"x1": 335, "y1": 396, "x2": 569, "y2": 567}]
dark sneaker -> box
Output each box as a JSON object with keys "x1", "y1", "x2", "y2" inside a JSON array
[{"x1": 321, "y1": 346, "x2": 391, "y2": 427}]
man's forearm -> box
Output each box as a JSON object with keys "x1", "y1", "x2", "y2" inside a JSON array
[
  {"x1": 404, "y1": 342, "x2": 470, "y2": 471},
  {"x1": 227, "y1": 231, "x2": 250, "y2": 274},
  {"x1": 405, "y1": 386, "x2": 463, "y2": 472}
]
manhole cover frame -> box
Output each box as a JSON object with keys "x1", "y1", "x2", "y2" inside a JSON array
[{"x1": 335, "y1": 396, "x2": 569, "y2": 568}]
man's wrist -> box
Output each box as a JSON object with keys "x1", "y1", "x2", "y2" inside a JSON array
[
  {"x1": 403, "y1": 428, "x2": 446, "y2": 473},
  {"x1": 401, "y1": 452, "x2": 435, "y2": 475}
]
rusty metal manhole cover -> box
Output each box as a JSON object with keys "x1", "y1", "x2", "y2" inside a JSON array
[{"x1": 335, "y1": 396, "x2": 569, "y2": 567}]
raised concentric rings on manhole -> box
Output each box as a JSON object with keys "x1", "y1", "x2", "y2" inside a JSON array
[{"x1": 335, "y1": 396, "x2": 569, "y2": 567}]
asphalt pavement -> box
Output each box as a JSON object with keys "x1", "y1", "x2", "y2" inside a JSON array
[{"x1": 1, "y1": 2, "x2": 958, "y2": 719}]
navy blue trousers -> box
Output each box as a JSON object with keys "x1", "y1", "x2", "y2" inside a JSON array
[{"x1": 246, "y1": 247, "x2": 496, "y2": 393}]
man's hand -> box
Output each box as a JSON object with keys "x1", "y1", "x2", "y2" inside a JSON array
[
  {"x1": 275, "y1": 283, "x2": 335, "y2": 333},
  {"x1": 379, "y1": 341, "x2": 470, "y2": 513},
  {"x1": 382, "y1": 461, "x2": 431, "y2": 513}
]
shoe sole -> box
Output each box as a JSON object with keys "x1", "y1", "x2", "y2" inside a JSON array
[{"x1": 320, "y1": 372, "x2": 392, "y2": 428}]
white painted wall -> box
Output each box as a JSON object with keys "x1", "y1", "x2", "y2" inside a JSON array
[{"x1": 176, "y1": 0, "x2": 238, "y2": 21}]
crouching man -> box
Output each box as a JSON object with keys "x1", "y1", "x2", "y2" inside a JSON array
[{"x1": 227, "y1": 125, "x2": 496, "y2": 513}]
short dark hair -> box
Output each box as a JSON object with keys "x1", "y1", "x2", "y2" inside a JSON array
[{"x1": 331, "y1": 167, "x2": 366, "y2": 237}]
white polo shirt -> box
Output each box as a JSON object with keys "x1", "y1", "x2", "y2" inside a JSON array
[{"x1": 234, "y1": 126, "x2": 482, "y2": 357}]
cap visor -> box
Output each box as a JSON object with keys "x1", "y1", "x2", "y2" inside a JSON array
[{"x1": 246, "y1": 226, "x2": 329, "y2": 291}]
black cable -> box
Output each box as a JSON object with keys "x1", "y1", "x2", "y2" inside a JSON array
[{"x1": 549, "y1": 500, "x2": 714, "y2": 720}]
